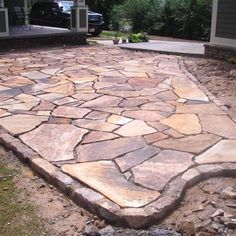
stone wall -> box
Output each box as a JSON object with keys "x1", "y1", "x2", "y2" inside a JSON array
[
  {"x1": 0, "y1": 32, "x2": 87, "y2": 51},
  {"x1": 204, "y1": 43, "x2": 236, "y2": 60}
]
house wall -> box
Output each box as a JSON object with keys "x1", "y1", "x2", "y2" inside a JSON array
[{"x1": 210, "y1": 0, "x2": 236, "y2": 49}]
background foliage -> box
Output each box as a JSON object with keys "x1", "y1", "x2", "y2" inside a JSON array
[{"x1": 87, "y1": 0, "x2": 212, "y2": 41}]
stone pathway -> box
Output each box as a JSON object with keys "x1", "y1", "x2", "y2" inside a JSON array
[{"x1": 0, "y1": 45, "x2": 235, "y2": 228}]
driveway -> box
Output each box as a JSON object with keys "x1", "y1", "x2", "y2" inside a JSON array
[{"x1": 0, "y1": 45, "x2": 235, "y2": 228}]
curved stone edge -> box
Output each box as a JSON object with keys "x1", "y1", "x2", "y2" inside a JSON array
[
  {"x1": 0, "y1": 127, "x2": 236, "y2": 229},
  {"x1": 179, "y1": 59, "x2": 230, "y2": 114}
]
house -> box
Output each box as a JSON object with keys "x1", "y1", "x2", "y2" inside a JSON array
[
  {"x1": 0, "y1": 0, "x2": 88, "y2": 50},
  {"x1": 205, "y1": 0, "x2": 236, "y2": 59}
]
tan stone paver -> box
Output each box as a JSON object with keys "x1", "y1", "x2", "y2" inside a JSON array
[{"x1": 0, "y1": 45, "x2": 235, "y2": 228}]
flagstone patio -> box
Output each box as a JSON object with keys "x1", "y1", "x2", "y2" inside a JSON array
[{"x1": 0, "y1": 45, "x2": 235, "y2": 228}]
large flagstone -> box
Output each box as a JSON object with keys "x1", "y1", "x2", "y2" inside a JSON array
[
  {"x1": 199, "y1": 114, "x2": 236, "y2": 139},
  {"x1": 115, "y1": 146, "x2": 160, "y2": 172},
  {"x1": 0, "y1": 102, "x2": 39, "y2": 112},
  {"x1": 154, "y1": 134, "x2": 221, "y2": 154},
  {"x1": 132, "y1": 150, "x2": 194, "y2": 191},
  {"x1": 21, "y1": 71, "x2": 50, "y2": 80},
  {"x1": 160, "y1": 114, "x2": 201, "y2": 135},
  {"x1": 0, "y1": 114, "x2": 48, "y2": 135},
  {"x1": 174, "y1": 87, "x2": 209, "y2": 102},
  {"x1": 82, "y1": 131, "x2": 119, "y2": 144},
  {"x1": 107, "y1": 114, "x2": 132, "y2": 125},
  {"x1": 20, "y1": 124, "x2": 88, "y2": 162},
  {"x1": 141, "y1": 101, "x2": 175, "y2": 113},
  {"x1": 123, "y1": 110, "x2": 164, "y2": 122},
  {"x1": 176, "y1": 103, "x2": 225, "y2": 115},
  {"x1": 44, "y1": 82, "x2": 74, "y2": 95},
  {"x1": 128, "y1": 78, "x2": 157, "y2": 90},
  {"x1": 62, "y1": 161, "x2": 160, "y2": 208},
  {"x1": 80, "y1": 95, "x2": 122, "y2": 108},
  {"x1": 73, "y1": 119, "x2": 118, "y2": 132},
  {"x1": 76, "y1": 137, "x2": 146, "y2": 162},
  {"x1": 195, "y1": 140, "x2": 236, "y2": 164},
  {"x1": 115, "y1": 120, "x2": 156, "y2": 137},
  {"x1": 52, "y1": 106, "x2": 91, "y2": 119}
]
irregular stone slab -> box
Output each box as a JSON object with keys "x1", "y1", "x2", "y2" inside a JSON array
[
  {"x1": 33, "y1": 101, "x2": 55, "y2": 111},
  {"x1": 44, "y1": 82, "x2": 74, "y2": 95},
  {"x1": 154, "y1": 134, "x2": 221, "y2": 154},
  {"x1": 121, "y1": 71, "x2": 148, "y2": 78},
  {"x1": 199, "y1": 114, "x2": 236, "y2": 139},
  {"x1": 37, "y1": 93, "x2": 66, "y2": 101},
  {"x1": 195, "y1": 140, "x2": 236, "y2": 164},
  {"x1": 81, "y1": 95, "x2": 122, "y2": 108},
  {"x1": 141, "y1": 102, "x2": 175, "y2": 113},
  {"x1": 163, "y1": 128, "x2": 184, "y2": 138},
  {"x1": 52, "y1": 106, "x2": 91, "y2": 119},
  {"x1": 21, "y1": 71, "x2": 50, "y2": 80},
  {"x1": 15, "y1": 94, "x2": 40, "y2": 103},
  {"x1": 97, "y1": 90, "x2": 140, "y2": 98},
  {"x1": 85, "y1": 111, "x2": 110, "y2": 120},
  {"x1": 62, "y1": 161, "x2": 160, "y2": 208},
  {"x1": 107, "y1": 114, "x2": 132, "y2": 125},
  {"x1": 176, "y1": 103, "x2": 225, "y2": 115},
  {"x1": 1, "y1": 76, "x2": 34, "y2": 88},
  {"x1": 119, "y1": 98, "x2": 148, "y2": 107},
  {"x1": 132, "y1": 150, "x2": 194, "y2": 191},
  {"x1": 128, "y1": 79, "x2": 157, "y2": 90},
  {"x1": 115, "y1": 120, "x2": 156, "y2": 137},
  {"x1": 144, "y1": 132, "x2": 169, "y2": 144},
  {"x1": 123, "y1": 110, "x2": 164, "y2": 122},
  {"x1": 103, "y1": 84, "x2": 134, "y2": 91},
  {"x1": 0, "y1": 88, "x2": 22, "y2": 98},
  {"x1": 68, "y1": 76, "x2": 97, "y2": 84},
  {"x1": 53, "y1": 97, "x2": 77, "y2": 106},
  {"x1": 40, "y1": 67, "x2": 61, "y2": 75},
  {"x1": 20, "y1": 124, "x2": 88, "y2": 162},
  {"x1": 0, "y1": 108, "x2": 11, "y2": 118},
  {"x1": 82, "y1": 131, "x2": 119, "y2": 144},
  {"x1": 116, "y1": 146, "x2": 160, "y2": 172},
  {"x1": 72, "y1": 93, "x2": 101, "y2": 102},
  {"x1": 0, "y1": 102, "x2": 39, "y2": 112},
  {"x1": 76, "y1": 137, "x2": 146, "y2": 162},
  {"x1": 0, "y1": 114, "x2": 48, "y2": 135},
  {"x1": 160, "y1": 114, "x2": 201, "y2": 135},
  {"x1": 73, "y1": 119, "x2": 118, "y2": 132},
  {"x1": 174, "y1": 87, "x2": 209, "y2": 102},
  {"x1": 156, "y1": 90, "x2": 179, "y2": 101}
]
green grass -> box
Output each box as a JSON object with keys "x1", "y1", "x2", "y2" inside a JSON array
[
  {"x1": 100, "y1": 30, "x2": 130, "y2": 38},
  {"x1": 0, "y1": 161, "x2": 49, "y2": 236}
]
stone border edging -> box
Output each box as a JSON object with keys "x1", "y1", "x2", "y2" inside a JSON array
[{"x1": 0, "y1": 127, "x2": 236, "y2": 229}]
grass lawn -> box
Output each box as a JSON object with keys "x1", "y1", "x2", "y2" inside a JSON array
[
  {"x1": 100, "y1": 30, "x2": 130, "y2": 38},
  {"x1": 0, "y1": 160, "x2": 49, "y2": 236}
]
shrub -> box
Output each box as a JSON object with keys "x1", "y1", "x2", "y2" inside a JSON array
[
  {"x1": 111, "y1": 0, "x2": 212, "y2": 40},
  {"x1": 128, "y1": 33, "x2": 149, "y2": 43}
]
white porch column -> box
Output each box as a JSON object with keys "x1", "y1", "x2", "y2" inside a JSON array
[
  {"x1": 0, "y1": 0, "x2": 9, "y2": 37},
  {"x1": 70, "y1": 0, "x2": 88, "y2": 33},
  {"x1": 0, "y1": 0, "x2": 4, "y2": 8},
  {"x1": 24, "y1": 0, "x2": 29, "y2": 25}
]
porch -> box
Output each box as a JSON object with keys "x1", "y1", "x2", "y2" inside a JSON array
[{"x1": 0, "y1": 0, "x2": 88, "y2": 50}]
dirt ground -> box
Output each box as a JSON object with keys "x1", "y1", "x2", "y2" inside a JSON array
[
  {"x1": 0, "y1": 55, "x2": 236, "y2": 236},
  {"x1": 184, "y1": 57, "x2": 236, "y2": 120},
  {"x1": 1, "y1": 145, "x2": 236, "y2": 236}
]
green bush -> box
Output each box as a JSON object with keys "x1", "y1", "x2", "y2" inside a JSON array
[
  {"x1": 110, "y1": 0, "x2": 212, "y2": 40},
  {"x1": 128, "y1": 33, "x2": 149, "y2": 43},
  {"x1": 111, "y1": 0, "x2": 162, "y2": 33},
  {"x1": 161, "y1": 0, "x2": 212, "y2": 40}
]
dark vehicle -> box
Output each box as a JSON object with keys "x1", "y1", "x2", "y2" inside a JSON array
[{"x1": 29, "y1": 1, "x2": 104, "y2": 36}]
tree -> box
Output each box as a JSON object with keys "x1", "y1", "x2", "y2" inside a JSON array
[{"x1": 86, "y1": 0, "x2": 124, "y2": 28}]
